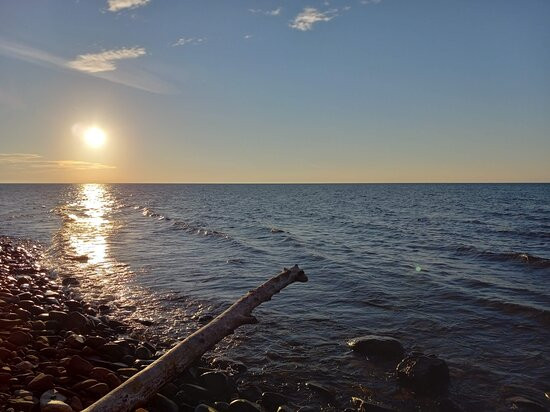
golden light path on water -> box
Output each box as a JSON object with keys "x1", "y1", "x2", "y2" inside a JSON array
[
  {"x1": 68, "y1": 184, "x2": 112, "y2": 266},
  {"x1": 51, "y1": 183, "x2": 200, "y2": 344}
]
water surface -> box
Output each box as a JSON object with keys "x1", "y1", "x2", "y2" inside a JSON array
[{"x1": 1, "y1": 183, "x2": 549, "y2": 409}]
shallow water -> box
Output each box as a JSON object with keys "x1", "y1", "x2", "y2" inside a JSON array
[{"x1": 1, "y1": 183, "x2": 549, "y2": 409}]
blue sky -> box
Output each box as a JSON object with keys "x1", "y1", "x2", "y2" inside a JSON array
[{"x1": 0, "y1": 0, "x2": 549, "y2": 182}]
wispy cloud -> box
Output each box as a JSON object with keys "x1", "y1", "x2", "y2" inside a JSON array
[
  {"x1": 107, "y1": 0, "x2": 150, "y2": 12},
  {"x1": 290, "y1": 7, "x2": 338, "y2": 31},
  {"x1": 0, "y1": 153, "x2": 115, "y2": 171},
  {"x1": 249, "y1": 7, "x2": 282, "y2": 16},
  {"x1": 360, "y1": 0, "x2": 382, "y2": 4},
  {"x1": 0, "y1": 38, "x2": 175, "y2": 94},
  {"x1": 172, "y1": 37, "x2": 206, "y2": 47},
  {"x1": 244, "y1": 34, "x2": 253, "y2": 40},
  {"x1": 67, "y1": 47, "x2": 146, "y2": 73}
]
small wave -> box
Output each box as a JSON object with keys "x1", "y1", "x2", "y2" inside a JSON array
[
  {"x1": 456, "y1": 246, "x2": 550, "y2": 269},
  {"x1": 171, "y1": 220, "x2": 229, "y2": 240},
  {"x1": 68, "y1": 254, "x2": 89, "y2": 263},
  {"x1": 495, "y1": 228, "x2": 550, "y2": 240},
  {"x1": 142, "y1": 207, "x2": 165, "y2": 220},
  {"x1": 476, "y1": 297, "x2": 550, "y2": 327}
]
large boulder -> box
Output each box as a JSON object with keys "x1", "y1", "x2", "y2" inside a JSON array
[
  {"x1": 396, "y1": 353, "x2": 449, "y2": 394},
  {"x1": 347, "y1": 335, "x2": 404, "y2": 358}
]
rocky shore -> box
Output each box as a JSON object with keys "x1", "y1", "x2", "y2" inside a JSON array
[{"x1": 1, "y1": 236, "x2": 548, "y2": 412}]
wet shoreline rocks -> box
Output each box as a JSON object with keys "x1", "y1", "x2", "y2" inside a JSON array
[
  {"x1": 2, "y1": 235, "x2": 549, "y2": 412},
  {"x1": 0, "y1": 237, "x2": 332, "y2": 412}
]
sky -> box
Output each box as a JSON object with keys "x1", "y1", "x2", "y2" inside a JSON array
[{"x1": 0, "y1": 0, "x2": 549, "y2": 183}]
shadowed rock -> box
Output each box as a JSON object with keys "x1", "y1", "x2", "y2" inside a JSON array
[
  {"x1": 347, "y1": 335, "x2": 404, "y2": 358},
  {"x1": 396, "y1": 353, "x2": 450, "y2": 395}
]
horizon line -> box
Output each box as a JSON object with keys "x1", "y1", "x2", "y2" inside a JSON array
[{"x1": 0, "y1": 181, "x2": 549, "y2": 185}]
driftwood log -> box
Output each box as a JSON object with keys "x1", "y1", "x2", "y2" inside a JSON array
[{"x1": 84, "y1": 265, "x2": 308, "y2": 412}]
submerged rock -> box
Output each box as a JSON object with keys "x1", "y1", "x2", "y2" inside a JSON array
[
  {"x1": 200, "y1": 370, "x2": 235, "y2": 401},
  {"x1": 305, "y1": 381, "x2": 335, "y2": 398},
  {"x1": 260, "y1": 392, "x2": 288, "y2": 412},
  {"x1": 505, "y1": 396, "x2": 547, "y2": 412},
  {"x1": 229, "y1": 399, "x2": 261, "y2": 412},
  {"x1": 148, "y1": 393, "x2": 179, "y2": 412},
  {"x1": 347, "y1": 335, "x2": 404, "y2": 358},
  {"x1": 396, "y1": 353, "x2": 449, "y2": 394}
]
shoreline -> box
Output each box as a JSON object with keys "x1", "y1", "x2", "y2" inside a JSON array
[
  {"x1": 1, "y1": 236, "x2": 549, "y2": 412},
  {"x1": 0, "y1": 237, "x2": 270, "y2": 412}
]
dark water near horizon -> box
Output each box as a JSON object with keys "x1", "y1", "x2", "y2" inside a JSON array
[{"x1": 1, "y1": 184, "x2": 549, "y2": 410}]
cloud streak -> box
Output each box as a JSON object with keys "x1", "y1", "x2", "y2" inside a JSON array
[
  {"x1": 172, "y1": 37, "x2": 206, "y2": 47},
  {"x1": 68, "y1": 47, "x2": 146, "y2": 73},
  {"x1": 249, "y1": 7, "x2": 282, "y2": 16},
  {"x1": 290, "y1": 8, "x2": 337, "y2": 31},
  {"x1": 107, "y1": 0, "x2": 150, "y2": 12},
  {"x1": 0, "y1": 38, "x2": 175, "y2": 94},
  {"x1": 0, "y1": 153, "x2": 115, "y2": 171}
]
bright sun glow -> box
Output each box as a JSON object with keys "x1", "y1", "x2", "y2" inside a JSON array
[{"x1": 84, "y1": 127, "x2": 106, "y2": 148}]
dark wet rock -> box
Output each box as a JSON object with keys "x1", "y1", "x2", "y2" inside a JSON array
[
  {"x1": 66, "y1": 334, "x2": 86, "y2": 349},
  {"x1": 396, "y1": 353, "x2": 450, "y2": 394},
  {"x1": 65, "y1": 300, "x2": 81, "y2": 311},
  {"x1": 98, "y1": 304, "x2": 111, "y2": 313},
  {"x1": 99, "y1": 342, "x2": 127, "y2": 360},
  {"x1": 40, "y1": 389, "x2": 67, "y2": 406},
  {"x1": 178, "y1": 383, "x2": 212, "y2": 403},
  {"x1": 229, "y1": 399, "x2": 261, "y2": 412},
  {"x1": 435, "y1": 398, "x2": 462, "y2": 412},
  {"x1": 40, "y1": 347, "x2": 58, "y2": 358},
  {"x1": 297, "y1": 406, "x2": 321, "y2": 412},
  {"x1": 62, "y1": 277, "x2": 80, "y2": 287},
  {"x1": 0, "y1": 347, "x2": 14, "y2": 361},
  {"x1": 305, "y1": 381, "x2": 334, "y2": 398},
  {"x1": 28, "y1": 372, "x2": 54, "y2": 392},
  {"x1": 8, "y1": 389, "x2": 37, "y2": 411},
  {"x1": 69, "y1": 395, "x2": 83, "y2": 411},
  {"x1": 505, "y1": 396, "x2": 547, "y2": 412},
  {"x1": 147, "y1": 393, "x2": 179, "y2": 412},
  {"x1": 87, "y1": 382, "x2": 109, "y2": 396},
  {"x1": 66, "y1": 355, "x2": 94, "y2": 376},
  {"x1": 198, "y1": 314, "x2": 214, "y2": 324},
  {"x1": 41, "y1": 399, "x2": 74, "y2": 412},
  {"x1": 9, "y1": 330, "x2": 33, "y2": 346},
  {"x1": 352, "y1": 397, "x2": 397, "y2": 412},
  {"x1": 0, "y1": 318, "x2": 22, "y2": 329},
  {"x1": 200, "y1": 371, "x2": 235, "y2": 401},
  {"x1": 85, "y1": 336, "x2": 107, "y2": 349},
  {"x1": 195, "y1": 404, "x2": 219, "y2": 412},
  {"x1": 72, "y1": 379, "x2": 99, "y2": 391},
  {"x1": 135, "y1": 345, "x2": 152, "y2": 360},
  {"x1": 159, "y1": 382, "x2": 179, "y2": 399},
  {"x1": 215, "y1": 402, "x2": 230, "y2": 411},
  {"x1": 238, "y1": 383, "x2": 262, "y2": 402},
  {"x1": 211, "y1": 356, "x2": 247, "y2": 373},
  {"x1": 347, "y1": 335, "x2": 404, "y2": 358},
  {"x1": 117, "y1": 367, "x2": 139, "y2": 377},
  {"x1": 49, "y1": 310, "x2": 68, "y2": 322},
  {"x1": 66, "y1": 311, "x2": 89, "y2": 333},
  {"x1": 260, "y1": 392, "x2": 288, "y2": 412},
  {"x1": 89, "y1": 367, "x2": 121, "y2": 389}
]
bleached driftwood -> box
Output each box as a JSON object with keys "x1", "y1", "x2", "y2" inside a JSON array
[{"x1": 84, "y1": 265, "x2": 308, "y2": 412}]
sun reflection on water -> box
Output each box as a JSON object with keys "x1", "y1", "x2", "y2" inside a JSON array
[{"x1": 67, "y1": 183, "x2": 113, "y2": 266}]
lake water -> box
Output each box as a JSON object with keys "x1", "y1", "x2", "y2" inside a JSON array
[{"x1": 1, "y1": 184, "x2": 549, "y2": 410}]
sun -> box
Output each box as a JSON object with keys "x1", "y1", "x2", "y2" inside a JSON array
[{"x1": 83, "y1": 127, "x2": 106, "y2": 148}]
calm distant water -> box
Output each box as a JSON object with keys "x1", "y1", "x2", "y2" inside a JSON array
[{"x1": 1, "y1": 184, "x2": 549, "y2": 409}]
